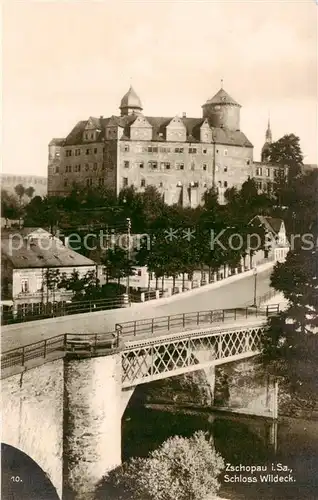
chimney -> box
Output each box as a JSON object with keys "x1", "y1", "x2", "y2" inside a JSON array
[{"x1": 182, "y1": 112, "x2": 186, "y2": 118}]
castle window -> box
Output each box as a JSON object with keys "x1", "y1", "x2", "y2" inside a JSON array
[
  {"x1": 175, "y1": 147, "x2": 184, "y2": 153},
  {"x1": 138, "y1": 162, "x2": 144, "y2": 168},
  {"x1": 124, "y1": 161, "x2": 130, "y2": 168},
  {"x1": 98, "y1": 178, "x2": 104, "y2": 186},
  {"x1": 64, "y1": 179, "x2": 68, "y2": 187},
  {"x1": 266, "y1": 168, "x2": 270, "y2": 177},
  {"x1": 246, "y1": 159, "x2": 250, "y2": 165},
  {"x1": 176, "y1": 163, "x2": 184, "y2": 170},
  {"x1": 216, "y1": 149, "x2": 219, "y2": 154},
  {"x1": 123, "y1": 177, "x2": 128, "y2": 187},
  {"x1": 65, "y1": 150, "x2": 72, "y2": 157},
  {"x1": 224, "y1": 166, "x2": 228, "y2": 172},
  {"x1": 124, "y1": 145, "x2": 130, "y2": 152},
  {"x1": 189, "y1": 147, "x2": 197, "y2": 154},
  {"x1": 203, "y1": 148, "x2": 207, "y2": 154},
  {"x1": 141, "y1": 179, "x2": 146, "y2": 187},
  {"x1": 93, "y1": 163, "x2": 98, "y2": 171},
  {"x1": 256, "y1": 167, "x2": 262, "y2": 176},
  {"x1": 160, "y1": 162, "x2": 170, "y2": 170},
  {"x1": 55, "y1": 166, "x2": 59, "y2": 173},
  {"x1": 148, "y1": 161, "x2": 158, "y2": 169},
  {"x1": 224, "y1": 149, "x2": 228, "y2": 156},
  {"x1": 224, "y1": 181, "x2": 228, "y2": 188},
  {"x1": 21, "y1": 279, "x2": 29, "y2": 293},
  {"x1": 148, "y1": 146, "x2": 158, "y2": 153},
  {"x1": 75, "y1": 149, "x2": 81, "y2": 156},
  {"x1": 159, "y1": 182, "x2": 163, "y2": 187},
  {"x1": 86, "y1": 178, "x2": 93, "y2": 186},
  {"x1": 203, "y1": 164, "x2": 207, "y2": 171},
  {"x1": 94, "y1": 148, "x2": 98, "y2": 154},
  {"x1": 86, "y1": 149, "x2": 91, "y2": 155}
]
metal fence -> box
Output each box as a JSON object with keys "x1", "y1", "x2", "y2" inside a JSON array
[
  {"x1": 1, "y1": 304, "x2": 281, "y2": 371},
  {"x1": 115, "y1": 305, "x2": 281, "y2": 338},
  {"x1": 1, "y1": 295, "x2": 128, "y2": 326}
]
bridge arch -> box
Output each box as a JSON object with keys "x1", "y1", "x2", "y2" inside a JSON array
[{"x1": 1, "y1": 443, "x2": 60, "y2": 500}]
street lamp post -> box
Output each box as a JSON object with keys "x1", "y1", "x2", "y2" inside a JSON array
[
  {"x1": 253, "y1": 267, "x2": 257, "y2": 307},
  {"x1": 126, "y1": 217, "x2": 131, "y2": 297}
]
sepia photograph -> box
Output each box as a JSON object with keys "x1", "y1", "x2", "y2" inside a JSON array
[{"x1": 1, "y1": 1, "x2": 317, "y2": 499}]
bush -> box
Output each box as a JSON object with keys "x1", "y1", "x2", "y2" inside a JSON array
[{"x1": 95, "y1": 431, "x2": 224, "y2": 500}]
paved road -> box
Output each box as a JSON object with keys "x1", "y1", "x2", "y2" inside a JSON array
[
  {"x1": 2, "y1": 267, "x2": 274, "y2": 352},
  {"x1": 157, "y1": 267, "x2": 273, "y2": 315}
]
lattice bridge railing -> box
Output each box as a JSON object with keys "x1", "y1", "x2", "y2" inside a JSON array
[{"x1": 121, "y1": 321, "x2": 266, "y2": 388}]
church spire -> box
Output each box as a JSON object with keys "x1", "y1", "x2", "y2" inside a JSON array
[
  {"x1": 261, "y1": 117, "x2": 272, "y2": 163},
  {"x1": 265, "y1": 116, "x2": 272, "y2": 143}
]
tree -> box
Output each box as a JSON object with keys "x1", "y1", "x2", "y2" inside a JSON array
[
  {"x1": 58, "y1": 269, "x2": 99, "y2": 301},
  {"x1": 268, "y1": 133, "x2": 303, "y2": 176},
  {"x1": 25, "y1": 186, "x2": 35, "y2": 199},
  {"x1": 268, "y1": 134, "x2": 304, "y2": 207},
  {"x1": 95, "y1": 431, "x2": 224, "y2": 500},
  {"x1": 42, "y1": 268, "x2": 61, "y2": 304},
  {"x1": 102, "y1": 246, "x2": 135, "y2": 288},
  {"x1": 1, "y1": 189, "x2": 20, "y2": 225},
  {"x1": 14, "y1": 184, "x2": 25, "y2": 205},
  {"x1": 261, "y1": 167, "x2": 318, "y2": 396}
]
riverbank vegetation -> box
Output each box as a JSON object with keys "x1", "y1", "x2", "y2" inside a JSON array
[{"x1": 95, "y1": 431, "x2": 224, "y2": 500}]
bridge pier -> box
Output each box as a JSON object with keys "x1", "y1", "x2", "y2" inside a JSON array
[{"x1": 63, "y1": 354, "x2": 122, "y2": 500}]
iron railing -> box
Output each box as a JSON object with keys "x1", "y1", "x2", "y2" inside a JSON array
[
  {"x1": 1, "y1": 304, "x2": 281, "y2": 371},
  {"x1": 1, "y1": 295, "x2": 128, "y2": 326},
  {"x1": 116, "y1": 305, "x2": 280, "y2": 337}
]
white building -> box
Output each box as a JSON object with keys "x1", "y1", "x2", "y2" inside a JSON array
[{"x1": 1, "y1": 228, "x2": 96, "y2": 313}]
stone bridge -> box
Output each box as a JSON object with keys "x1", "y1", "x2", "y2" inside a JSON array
[{"x1": 1, "y1": 306, "x2": 277, "y2": 500}]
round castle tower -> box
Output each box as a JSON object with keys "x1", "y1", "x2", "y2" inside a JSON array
[{"x1": 202, "y1": 87, "x2": 241, "y2": 131}]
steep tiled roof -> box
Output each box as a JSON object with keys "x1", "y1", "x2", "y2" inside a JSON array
[
  {"x1": 64, "y1": 120, "x2": 89, "y2": 145},
  {"x1": 49, "y1": 138, "x2": 65, "y2": 146},
  {"x1": 63, "y1": 114, "x2": 252, "y2": 147},
  {"x1": 1, "y1": 236, "x2": 96, "y2": 269},
  {"x1": 251, "y1": 215, "x2": 283, "y2": 236},
  {"x1": 264, "y1": 217, "x2": 283, "y2": 234},
  {"x1": 203, "y1": 88, "x2": 241, "y2": 107}
]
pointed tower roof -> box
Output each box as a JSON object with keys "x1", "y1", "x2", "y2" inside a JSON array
[
  {"x1": 120, "y1": 86, "x2": 143, "y2": 112},
  {"x1": 265, "y1": 117, "x2": 272, "y2": 142},
  {"x1": 203, "y1": 88, "x2": 241, "y2": 107}
]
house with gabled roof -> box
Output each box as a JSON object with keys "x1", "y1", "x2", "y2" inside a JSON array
[
  {"x1": 1, "y1": 228, "x2": 96, "y2": 314},
  {"x1": 250, "y1": 215, "x2": 290, "y2": 263}
]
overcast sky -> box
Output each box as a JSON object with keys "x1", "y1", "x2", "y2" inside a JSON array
[{"x1": 3, "y1": 0, "x2": 317, "y2": 177}]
